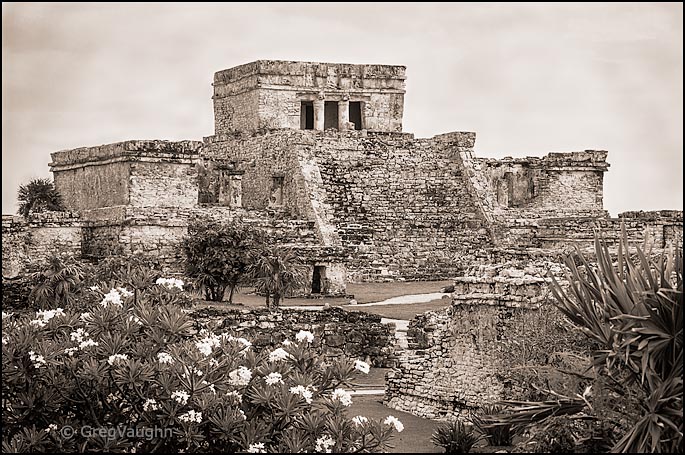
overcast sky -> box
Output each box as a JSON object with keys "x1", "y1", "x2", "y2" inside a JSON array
[{"x1": 2, "y1": 2, "x2": 682, "y2": 216}]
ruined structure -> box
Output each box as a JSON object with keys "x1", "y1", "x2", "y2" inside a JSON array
[
  {"x1": 3, "y1": 60, "x2": 682, "y2": 297},
  {"x1": 2, "y1": 59, "x2": 683, "y2": 420}
]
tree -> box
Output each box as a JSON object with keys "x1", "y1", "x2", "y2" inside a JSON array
[
  {"x1": 251, "y1": 247, "x2": 309, "y2": 310},
  {"x1": 17, "y1": 178, "x2": 65, "y2": 217},
  {"x1": 183, "y1": 217, "x2": 265, "y2": 302}
]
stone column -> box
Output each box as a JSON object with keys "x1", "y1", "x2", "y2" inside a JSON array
[
  {"x1": 313, "y1": 99, "x2": 325, "y2": 131},
  {"x1": 338, "y1": 99, "x2": 349, "y2": 131}
]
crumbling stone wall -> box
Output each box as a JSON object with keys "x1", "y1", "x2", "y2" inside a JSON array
[
  {"x1": 191, "y1": 306, "x2": 397, "y2": 367},
  {"x1": 385, "y1": 275, "x2": 553, "y2": 420},
  {"x1": 2, "y1": 212, "x2": 82, "y2": 278},
  {"x1": 311, "y1": 131, "x2": 490, "y2": 281}
]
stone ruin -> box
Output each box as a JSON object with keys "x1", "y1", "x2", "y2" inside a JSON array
[{"x1": 2, "y1": 59, "x2": 682, "y2": 419}]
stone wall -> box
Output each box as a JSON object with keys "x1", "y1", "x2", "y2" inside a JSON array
[
  {"x1": 311, "y1": 131, "x2": 490, "y2": 281},
  {"x1": 129, "y1": 161, "x2": 198, "y2": 208},
  {"x1": 212, "y1": 60, "x2": 406, "y2": 133},
  {"x1": 1, "y1": 212, "x2": 82, "y2": 278},
  {"x1": 476, "y1": 151, "x2": 608, "y2": 214},
  {"x1": 191, "y1": 306, "x2": 397, "y2": 367},
  {"x1": 50, "y1": 140, "x2": 202, "y2": 211},
  {"x1": 385, "y1": 275, "x2": 553, "y2": 420}
]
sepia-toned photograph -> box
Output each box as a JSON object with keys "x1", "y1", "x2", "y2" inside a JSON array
[{"x1": 2, "y1": 3, "x2": 682, "y2": 453}]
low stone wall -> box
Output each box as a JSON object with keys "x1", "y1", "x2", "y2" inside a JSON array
[
  {"x1": 2, "y1": 212, "x2": 82, "y2": 278},
  {"x1": 384, "y1": 275, "x2": 556, "y2": 420},
  {"x1": 190, "y1": 306, "x2": 397, "y2": 367}
]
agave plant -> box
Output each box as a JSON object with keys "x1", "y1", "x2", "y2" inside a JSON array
[
  {"x1": 430, "y1": 420, "x2": 480, "y2": 454},
  {"x1": 472, "y1": 404, "x2": 517, "y2": 446},
  {"x1": 484, "y1": 226, "x2": 683, "y2": 453}
]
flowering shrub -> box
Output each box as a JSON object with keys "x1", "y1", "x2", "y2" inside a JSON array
[{"x1": 2, "y1": 289, "x2": 402, "y2": 453}]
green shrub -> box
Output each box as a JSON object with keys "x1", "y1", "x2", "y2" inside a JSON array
[
  {"x1": 28, "y1": 254, "x2": 90, "y2": 310},
  {"x1": 431, "y1": 420, "x2": 480, "y2": 453},
  {"x1": 1, "y1": 285, "x2": 401, "y2": 453}
]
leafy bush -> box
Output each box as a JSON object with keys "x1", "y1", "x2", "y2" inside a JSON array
[
  {"x1": 17, "y1": 178, "x2": 65, "y2": 217},
  {"x1": 431, "y1": 420, "x2": 480, "y2": 454},
  {"x1": 1, "y1": 285, "x2": 403, "y2": 452},
  {"x1": 487, "y1": 229, "x2": 683, "y2": 453},
  {"x1": 472, "y1": 404, "x2": 516, "y2": 446},
  {"x1": 183, "y1": 218, "x2": 266, "y2": 302},
  {"x1": 28, "y1": 255, "x2": 90, "y2": 310}
]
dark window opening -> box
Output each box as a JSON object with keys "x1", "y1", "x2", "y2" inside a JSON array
[
  {"x1": 300, "y1": 101, "x2": 314, "y2": 130},
  {"x1": 349, "y1": 102, "x2": 363, "y2": 130},
  {"x1": 324, "y1": 101, "x2": 339, "y2": 130},
  {"x1": 311, "y1": 266, "x2": 326, "y2": 294}
]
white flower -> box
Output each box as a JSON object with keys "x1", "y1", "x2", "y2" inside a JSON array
[
  {"x1": 228, "y1": 366, "x2": 252, "y2": 386},
  {"x1": 107, "y1": 354, "x2": 129, "y2": 365},
  {"x1": 209, "y1": 358, "x2": 219, "y2": 367},
  {"x1": 79, "y1": 312, "x2": 92, "y2": 322},
  {"x1": 331, "y1": 388, "x2": 353, "y2": 407},
  {"x1": 157, "y1": 352, "x2": 174, "y2": 364},
  {"x1": 156, "y1": 277, "x2": 184, "y2": 290},
  {"x1": 178, "y1": 409, "x2": 202, "y2": 423},
  {"x1": 89, "y1": 285, "x2": 100, "y2": 291},
  {"x1": 352, "y1": 415, "x2": 368, "y2": 426},
  {"x1": 28, "y1": 351, "x2": 46, "y2": 368},
  {"x1": 238, "y1": 409, "x2": 246, "y2": 420},
  {"x1": 171, "y1": 390, "x2": 190, "y2": 405},
  {"x1": 196, "y1": 333, "x2": 221, "y2": 356},
  {"x1": 247, "y1": 442, "x2": 266, "y2": 453},
  {"x1": 193, "y1": 367, "x2": 204, "y2": 377},
  {"x1": 70, "y1": 328, "x2": 89, "y2": 343},
  {"x1": 2, "y1": 311, "x2": 13, "y2": 320},
  {"x1": 315, "y1": 435, "x2": 335, "y2": 453},
  {"x1": 265, "y1": 372, "x2": 283, "y2": 386},
  {"x1": 47, "y1": 423, "x2": 58, "y2": 433},
  {"x1": 64, "y1": 347, "x2": 78, "y2": 356},
  {"x1": 117, "y1": 287, "x2": 134, "y2": 298},
  {"x1": 100, "y1": 289, "x2": 123, "y2": 308},
  {"x1": 143, "y1": 398, "x2": 159, "y2": 412},
  {"x1": 268, "y1": 347, "x2": 292, "y2": 362},
  {"x1": 289, "y1": 385, "x2": 314, "y2": 404},
  {"x1": 79, "y1": 339, "x2": 99, "y2": 349},
  {"x1": 30, "y1": 309, "x2": 65, "y2": 327},
  {"x1": 281, "y1": 339, "x2": 292, "y2": 346},
  {"x1": 354, "y1": 360, "x2": 370, "y2": 374},
  {"x1": 196, "y1": 341, "x2": 213, "y2": 357},
  {"x1": 128, "y1": 315, "x2": 143, "y2": 325},
  {"x1": 226, "y1": 390, "x2": 242, "y2": 403},
  {"x1": 295, "y1": 330, "x2": 314, "y2": 343},
  {"x1": 384, "y1": 415, "x2": 404, "y2": 432}
]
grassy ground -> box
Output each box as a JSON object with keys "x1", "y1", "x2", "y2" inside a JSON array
[{"x1": 195, "y1": 280, "x2": 454, "y2": 321}]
